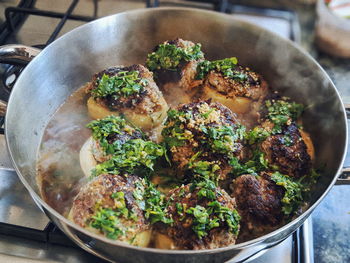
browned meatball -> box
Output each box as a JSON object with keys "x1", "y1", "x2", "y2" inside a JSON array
[
  {"x1": 86, "y1": 64, "x2": 168, "y2": 130},
  {"x1": 146, "y1": 39, "x2": 205, "y2": 104},
  {"x1": 260, "y1": 121, "x2": 312, "y2": 179},
  {"x1": 198, "y1": 59, "x2": 268, "y2": 115},
  {"x1": 156, "y1": 183, "x2": 240, "y2": 249},
  {"x1": 206, "y1": 65, "x2": 267, "y2": 100},
  {"x1": 84, "y1": 116, "x2": 143, "y2": 163},
  {"x1": 230, "y1": 173, "x2": 284, "y2": 240},
  {"x1": 162, "y1": 100, "x2": 245, "y2": 181},
  {"x1": 69, "y1": 173, "x2": 151, "y2": 246}
]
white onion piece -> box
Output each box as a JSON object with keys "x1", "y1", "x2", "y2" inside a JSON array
[{"x1": 79, "y1": 136, "x2": 97, "y2": 177}]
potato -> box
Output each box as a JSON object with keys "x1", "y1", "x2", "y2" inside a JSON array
[
  {"x1": 154, "y1": 233, "x2": 176, "y2": 249},
  {"x1": 87, "y1": 96, "x2": 168, "y2": 130},
  {"x1": 201, "y1": 85, "x2": 252, "y2": 114}
]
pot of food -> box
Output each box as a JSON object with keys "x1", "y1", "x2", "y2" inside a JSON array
[{"x1": 0, "y1": 7, "x2": 349, "y2": 263}]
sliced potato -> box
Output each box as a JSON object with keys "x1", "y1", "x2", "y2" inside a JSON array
[
  {"x1": 87, "y1": 96, "x2": 168, "y2": 130},
  {"x1": 131, "y1": 230, "x2": 152, "y2": 247},
  {"x1": 154, "y1": 233, "x2": 176, "y2": 249},
  {"x1": 87, "y1": 96, "x2": 116, "y2": 120},
  {"x1": 201, "y1": 85, "x2": 252, "y2": 114}
]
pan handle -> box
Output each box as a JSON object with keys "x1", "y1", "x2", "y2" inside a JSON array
[
  {"x1": 0, "y1": 45, "x2": 41, "y2": 117},
  {"x1": 336, "y1": 103, "x2": 350, "y2": 185},
  {"x1": 0, "y1": 44, "x2": 41, "y2": 66}
]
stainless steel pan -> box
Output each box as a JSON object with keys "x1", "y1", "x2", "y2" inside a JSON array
[{"x1": 0, "y1": 7, "x2": 349, "y2": 263}]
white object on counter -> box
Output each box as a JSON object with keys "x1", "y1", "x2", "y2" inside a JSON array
[
  {"x1": 315, "y1": 0, "x2": 350, "y2": 58},
  {"x1": 328, "y1": 0, "x2": 350, "y2": 18}
]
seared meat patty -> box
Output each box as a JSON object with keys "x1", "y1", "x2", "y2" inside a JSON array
[
  {"x1": 260, "y1": 121, "x2": 312, "y2": 179},
  {"x1": 69, "y1": 173, "x2": 151, "y2": 246},
  {"x1": 86, "y1": 64, "x2": 168, "y2": 130},
  {"x1": 162, "y1": 100, "x2": 245, "y2": 181},
  {"x1": 86, "y1": 116, "x2": 143, "y2": 163},
  {"x1": 156, "y1": 183, "x2": 240, "y2": 249},
  {"x1": 197, "y1": 58, "x2": 268, "y2": 114},
  {"x1": 230, "y1": 173, "x2": 284, "y2": 240},
  {"x1": 146, "y1": 38, "x2": 204, "y2": 97}
]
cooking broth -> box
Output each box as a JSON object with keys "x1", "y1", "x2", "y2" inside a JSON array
[{"x1": 37, "y1": 87, "x2": 91, "y2": 215}]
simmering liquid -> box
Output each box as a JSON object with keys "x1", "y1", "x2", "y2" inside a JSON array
[{"x1": 37, "y1": 88, "x2": 92, "y2": 215}]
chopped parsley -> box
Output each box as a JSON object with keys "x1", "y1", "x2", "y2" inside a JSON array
[
  {"x1": 196, "y1": 57, "x2": 248, "y2": 81},
  {"x1": 201, "y1": 124, "x2": 246, "y2": 155},
  {"x1": 161, "y1": 109, "x2": 193, "y2": 148},
  {"x1": 92, "y1": 139, "x2": 165, "y2": 176},
  {"x1": 91, "y1": 71, "x2": 147, "y2": 100},
  {"x1": 89, "y1": 191, "x2": 135, "y2": 240},
  {"x1": 87, "y1": 115, "x2": 141, "y2": 155},
  {"x1": 176, "y1": 180, "x2": 240, "y2": 239},
  {"x1": 270, "y1": 172, "x2": 304, "y2": 216},
  {"x1": 246, "y1": 126, "x2": 271, "y2": 145},
  {"x1": 162, "y1": 107, "x2": 245, "y2": 156},
  {"x1": 134, "y1": 178, "x2": 173, "y2": 224},
  {"x1": 265, "y1": 99, "x2": 304, "y2": 133},
  {"x1": 146, "y1": 42, "x2": 204, "y2": 71},
  {"x1": 188, "y1": 154, "x2": 221, "y2": 184},
  {"x1": 246, "y1": 97, "x2": 304, "y2": 145},
  {"x1": 229, "y1": 150, "x2": 269, "y2": 177}
]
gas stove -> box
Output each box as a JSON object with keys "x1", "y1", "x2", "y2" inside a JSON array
[{"x1": 0, "y1": 1, "x2": 349, "y2": 263}]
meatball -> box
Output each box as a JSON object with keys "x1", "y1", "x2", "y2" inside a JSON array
[
  {"x1": 260, "y1": 121, "x2": 312, "y2": 179},
  {"x1": 80, "y1": 116, "x2": 143, "y2": 177},
  {"x1": 69, "y1": 173, "x2": 151, "y2": 247},
  {"x1": 86, "y1": 64, "x2": 168, "y2": 130},
  {"x1": 230, "y1": 173, "x2": 284, "y2": 240},
  {"x1": 88, "y1": 115, "x2": 143, "y2": 163},
  {"x1": 198, "y1": 58, "x2": 268, "y2": 114},
  {"x1": 155, "y1": 183, "x2": 240, "y2": 249},
  {"x1": 146, "y1": 38, "x2": 205, "y2": 104},
  {"x1": 162, "y1": 100, "x2": 245, "y2": 181}
]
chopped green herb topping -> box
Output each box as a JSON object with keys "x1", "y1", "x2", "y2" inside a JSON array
[
  {"x1": 196, "y1": 57, "x2": 248, "y2": 81},
  {"x1": 90, "y1": 208, "x2": 126, "y2": 239},
  {"x1": 183, "y1": 181, "x2": 240, "y2": 239},
  {"x1": 229, "y1": 150, "x2": 269, "y2": 177},
  {"x1": 201, "y1": 125, "x2": 246, "y2": 155},
  {"x1": 87, "y1": 115, "x2": 141, "y2": 155},
  {"x1": 91, "y1": 71, "x2": 147, "y2": 100},
  {"x1": 162, "y1": 109, "x2": 193, "y2": 148},
  {"x1": 90, "y1": 191, "x2": 134, "y2": 240},
  {"x1": 193, "y1": 178, "x2": 217, "y2": 200},
  {"x1": 270, "y1": 172, "x2": 304, "y2": 216},
  {"x1": 134, "y1": 178, "x2": 173, "y2": 224},
  {"x1": 246, "y1": 98, "x2": 304, "y2": 144},
  {"x1": 265, "y1": 99, "x2": 304, "y2": 133},
  {"x1": 188, "y1": 154, "x2": 221, "y2": 184},
  {"x1": 146, "y1": 42, "x2": 204, "y2": 71},
  {"x1": 246, "y1": 126, "x2": 271, "y2": 145},
  {"x1": 92, "y1": 139, "x2": 165, "y2": 176},
  {"x1": 162, "y1": 107, "x2": 245, "y2": 156}
]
